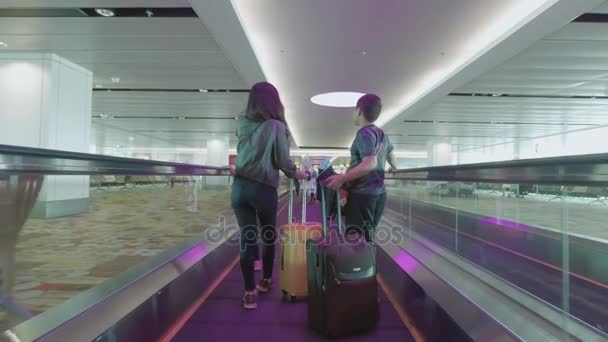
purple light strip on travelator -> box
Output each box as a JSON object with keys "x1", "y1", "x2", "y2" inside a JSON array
[
  {"x1": 479, "y1": 216, "x2": 530, "y2": 233},
  {"x1": 395, "y1": 249, "x2": 420, "y2": 273},
  {"x1": 181, "y1": 244, "x2": 207, "y2": 264}
]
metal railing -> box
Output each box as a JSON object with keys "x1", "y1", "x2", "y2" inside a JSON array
[
  {"x1": 0, "y1": 144, "x2": 231, "y2": 175},
  {"x1": 386, "y1": 152, "x2": 608, "y2": 185}
]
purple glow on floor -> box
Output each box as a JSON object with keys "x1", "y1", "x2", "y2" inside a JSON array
[
  {"x1": 479, "y1": 216, "x2": 530, "y2": 233},
  {"x1": 395, "y1": 249, "x2": 419, "y2": 273}
]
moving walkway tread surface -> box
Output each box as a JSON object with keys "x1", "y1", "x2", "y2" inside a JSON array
[{"x1": 173, "y1": 200, "x2": 415, "y2": 341}]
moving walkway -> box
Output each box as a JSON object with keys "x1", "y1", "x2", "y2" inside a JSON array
[{"x1": 1, "y1": 145, "x2": 607, "y2": 341}]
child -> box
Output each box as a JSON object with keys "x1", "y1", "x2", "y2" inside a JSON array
[{"x1": 326, "y1": 94, "x2": 398, "y2": 243}]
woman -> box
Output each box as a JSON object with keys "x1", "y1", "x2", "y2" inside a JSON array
[{"x1": 232, "y1": 82, "x2": 306, "y2": 310}]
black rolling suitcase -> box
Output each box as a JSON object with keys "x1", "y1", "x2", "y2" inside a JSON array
[{"x1": 306, "y1": 185, "x2": 379, "y2": 338}]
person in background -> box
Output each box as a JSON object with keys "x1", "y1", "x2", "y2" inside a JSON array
[
  {"x1": 232, "y1": 82, "x2": 307, "y2": 310},
  {"x1": 307, "y1": 170, "x2": 317, "y2": 203},
  {"x1": 300, "y1": 157, "x2": 313, "y2": 203},
  {"x1": 326, "y1": 94, "x2": 398, "y2": 242}
]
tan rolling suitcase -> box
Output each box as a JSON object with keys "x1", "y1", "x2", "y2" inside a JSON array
[{"x1": 279, "y1": 179, "x2": 322, "y2": 301}]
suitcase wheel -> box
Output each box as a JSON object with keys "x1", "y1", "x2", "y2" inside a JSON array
[{"x1": 280, "y1": 290, "x2": 297, "y2": 303}]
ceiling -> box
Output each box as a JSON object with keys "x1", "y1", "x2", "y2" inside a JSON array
[
  {"x1": 385, "y1": 0, "x2": 608, "y2": 153},
  {"x1": 0, "y1": 0, "x2": 248, "y2": 150},
  {"x1": 228, "y1": 0, "x2": 605, "y2": 150},
  {"x1": 1, "y1": 0, "x2": 607, "y2": 158}
]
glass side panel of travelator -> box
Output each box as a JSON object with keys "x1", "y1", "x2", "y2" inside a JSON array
[
  {"x1": 0, "y1": 145, "x2": 233, "y2": 339},
  {"x1": 384, "y1": 154, "x2": 608, "y2": 341}
]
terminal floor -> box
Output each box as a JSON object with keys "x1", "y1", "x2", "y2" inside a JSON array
[
  {"x1": 173, "y1": 199, "x2": 415, "y2": 342},
  {"x1": 1, "y1": 185, "x2": 231, "y2": 330}
]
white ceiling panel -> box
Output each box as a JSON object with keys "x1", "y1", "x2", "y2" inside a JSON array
[
  {"x1": 0, "y1": 34, "x2": 220, "y2": 52},
  {"x1": 93, "y1": 118, "x2": 238, "y2": 130},
  {"x1": 58, "y1": 51, "x2": 233, "y2": 67},
  {"x1": 227, "y1": 0, "x2": 594, "y2": 149},
  {"x1": 0, "y1": 1, "x2": 191, "y2": 8},
  {"x1": 522, "y1": 40, "x2": 608, "y2": 58},
  {"x1": 547, "y1": 22, "x2": 608, "y2": 41},
  {"x1": 590, "y1": 1, "x2": 608, "y2": 13},
  {"x1": 391, "y1": 0, "x2": 608, "y2": 153},
  {"x1": 0, "y1": 3, "x2": 249, "y2": 149},
  {"x1": 477, "y1": 68, "x2": 607, "y2": 81},
  {"x1": 0, "y1": 18, "x2": 206, "y2": 35},
  {"x1": 502, "y1": 55, "x2": 608, "y2": 71},
  {"x1": 91, "y1": 91, "x2": 247, "y2": 148},
  {"x1": 3, "y1": 0, "x2": 606, "y2": 155}
]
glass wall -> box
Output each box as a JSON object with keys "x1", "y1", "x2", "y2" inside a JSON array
[
  {"x1": 457, "y1": 124, "x2": 608, "y2": 165},
  {"x1": 385, "y1": 179, "x2": 608, "y2": 335},
  {"x1": 0, "y1": 174, "x2": 232, "y2": 331}
]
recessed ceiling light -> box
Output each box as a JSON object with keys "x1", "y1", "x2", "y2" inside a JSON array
[
  {"x1": 311, "y1": 92, "x2": 365, "y2": 108},
  {"x1": 95, "y1": 8, "x2": 115, "y2": 17},
  {"x1": 199, "y1": 89, "x2": 208, "y2": 93},
  {"x1": 492, "y1": 93, "x2": 503, "y2": 97},
  {"x1": 0, "y1": 42, "x2": 7, "y2": 48},
  {"x1": 99, "y1": 114, "x2": 110, "y2": 119},
  {"x1": 129, "y1": 137, "x2": 135, "y2": 140},
  {"x1": 111, "y1": 77, "x2": 120, "y2": 83}
]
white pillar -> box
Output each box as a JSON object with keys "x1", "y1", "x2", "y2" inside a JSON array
[
  {"x1": 0, "y1": 53, "x2": 93, "y2": 218},
  {"x1": 427, "y1": 141, "x2": 453, "y2": 166},
  {"x1": 513, "y1": 140, "x2": 521, "y2": 160},
  {"x1": 205, "y1": 135, "x2": 229, "y2": 187}
]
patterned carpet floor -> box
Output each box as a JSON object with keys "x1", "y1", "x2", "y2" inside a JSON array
[{"x1": 1, "y1": 184, "x2": 232, "y2": 331}]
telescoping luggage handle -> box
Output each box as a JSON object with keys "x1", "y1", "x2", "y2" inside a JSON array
[
  {"x1": 320, "y1": 182, "x2": 342, "y2": 237},
  {"x1": 287, "y1": 178, "x2": 309, "y2": 224}
]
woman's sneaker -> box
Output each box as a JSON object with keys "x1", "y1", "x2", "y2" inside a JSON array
[
  {"x1": 242, "y1": 291, "x2": 257, "y2": 310},
  {"x1": 256, "y1": 278, "x2": 273, "y2": 294}
]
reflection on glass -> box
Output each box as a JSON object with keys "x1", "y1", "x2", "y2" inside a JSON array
[
  {"x1": 386, "y1": 179, "x2": 608, "y2": 334},
  {"x1": 0, "y1": 174, "x2": 231, "y2": 331},
  {"x1": 0, "y1": 175, "x2": 44, "y2": 329}
]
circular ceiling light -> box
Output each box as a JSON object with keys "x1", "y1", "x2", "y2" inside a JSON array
[
  {"x1": 95, "y1": 8, "x2": 115, "y2": 17},
  {"x1": 311, "y1": 92, "x2": 365, "y2": 108}
]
